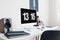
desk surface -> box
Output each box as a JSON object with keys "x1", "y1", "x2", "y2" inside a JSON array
[{"x1": 0, "y1": 26, "x2": 58, "y2": 40}]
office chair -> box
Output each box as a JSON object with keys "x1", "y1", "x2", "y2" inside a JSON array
[{"x1": 40, "y1": 30, "x2": 60, "y2": 40}]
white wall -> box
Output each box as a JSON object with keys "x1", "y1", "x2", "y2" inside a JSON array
[
  {"x1": 49, "y1": 0, "x2": 57, "y2": 26},
  {"x1": 0, "y1": 0, "x2": 29, "y2": 31},
  {"x1": 0, "y1": 0, "x2": 49, "y2": 31},
  {"x1": 39, "y1": 0, "x2": 49, "y2": 26},
  {"x1": 49, "y1": 0, "x2": 60, "y2": 26},
  {"x1": 57, "y1": 0, "x2": 60, "y2": 26}
]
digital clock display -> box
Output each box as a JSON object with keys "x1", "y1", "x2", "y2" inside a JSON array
[{"x1": 21, "y1": 8, "x2": 37, "y2": 24}]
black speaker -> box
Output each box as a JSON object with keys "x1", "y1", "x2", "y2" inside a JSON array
[
  {"x1": 0, "y1": 18, "x2": 12, "y2": 33},
  {"x1": 4, "y1": 19, "x2": 11, "y2": 33}
]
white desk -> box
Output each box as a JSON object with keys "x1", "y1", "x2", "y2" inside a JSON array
[{"x1": 0, "y1": 26, "x2": 58, "y2": 40}]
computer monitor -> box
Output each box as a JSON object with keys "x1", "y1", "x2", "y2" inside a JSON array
[
  {"x1": 21, "y1": 8, "x2": 37, "y2": 28},
  {"x1": 21, "y1": 8, "x2": 37, "y2": 24}
]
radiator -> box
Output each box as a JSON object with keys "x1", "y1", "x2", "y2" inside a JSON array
[
  {"x1": 32, "y1": 35, "x2": 40, "y2": 40},
  {"x1": 36, "y1": 35, "x2": 40, "y2": 40}
]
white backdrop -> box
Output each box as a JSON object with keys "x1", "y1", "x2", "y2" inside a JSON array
[{"x1": 0, "y1": 0, "x2": 49, "y2": 31}]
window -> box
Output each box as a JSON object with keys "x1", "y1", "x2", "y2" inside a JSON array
[{"x1": 29, "y1": 0, "x2": 38, "y2": 11}]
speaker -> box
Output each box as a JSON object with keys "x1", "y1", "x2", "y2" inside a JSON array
[{"x1": 0, "y1": 18, "x2": 12, "y2": 33}]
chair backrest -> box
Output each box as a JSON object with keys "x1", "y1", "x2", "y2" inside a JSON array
[{"x1": 40, "y1": 30, "x2": 60, "y2": 40}]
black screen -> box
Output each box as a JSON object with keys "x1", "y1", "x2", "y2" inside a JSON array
[{"x1": 21, "y1": 8, "x2": 37, "y2": 24}]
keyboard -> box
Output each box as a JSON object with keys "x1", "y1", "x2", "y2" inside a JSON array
[{"x1": 5, "y1": 31, "x2": 30, "y2": 38}]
